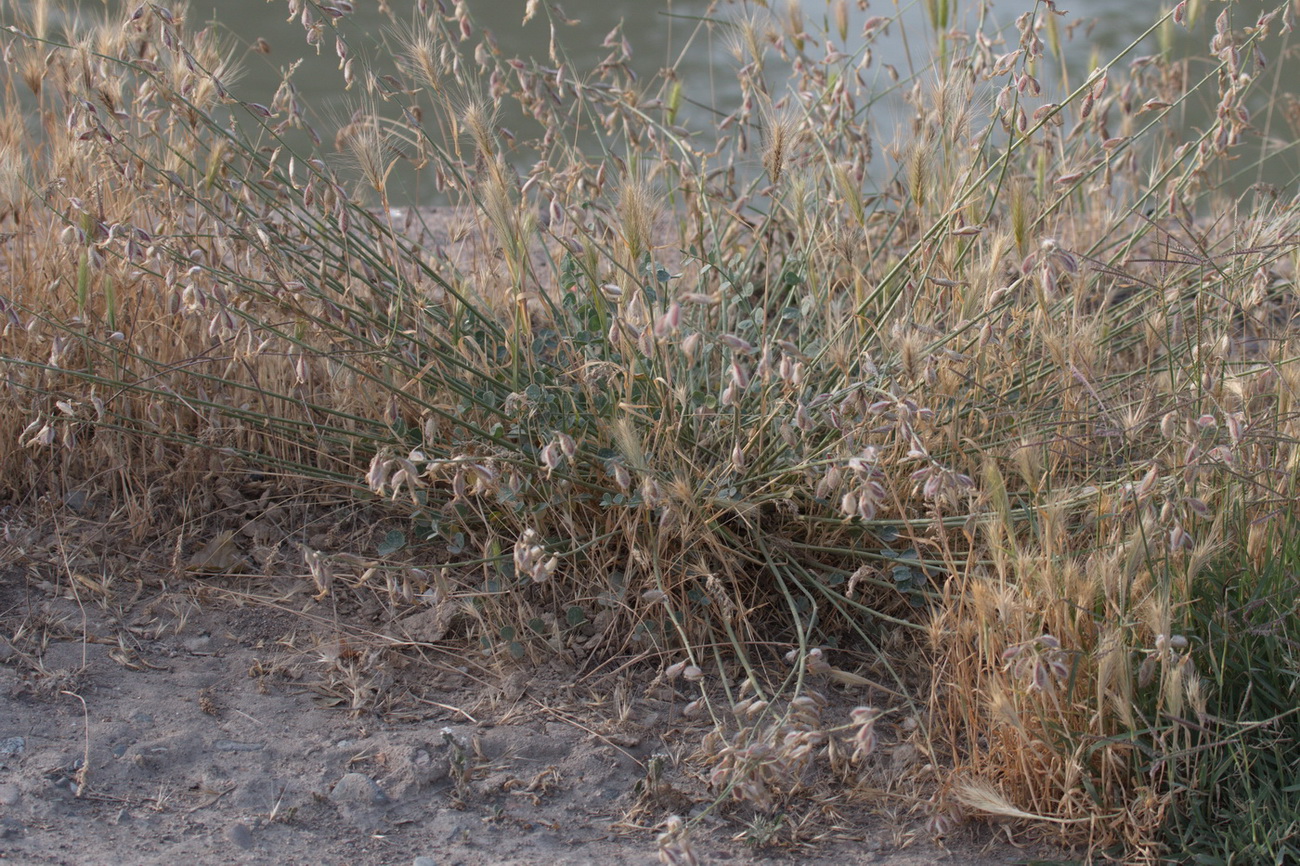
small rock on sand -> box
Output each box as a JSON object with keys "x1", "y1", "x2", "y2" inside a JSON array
[
  {"x1": 226, "y1": 822, "x2": 254, "y2": 850},
  {"x1": 330, "y1": 772, "x2": 389, "y2": 807},
  {"x1": 213, "y1": 740, "x2": 265, "y2": 752}
]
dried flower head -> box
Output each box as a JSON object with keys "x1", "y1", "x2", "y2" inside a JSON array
[{"x1": 656, "y1": 816, "x2": 699, "y2": 866}]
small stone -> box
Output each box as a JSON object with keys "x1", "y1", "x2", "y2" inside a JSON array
[
  {"x1": 226, "y1": 822, "x2": 254, "y2": 850},
  {"x1": 0, "y1": 737, "x2": 25, "y2": 758},
  {"x1": 213, "y1": 740, "x2": 265, "y2": 752},
  {"x1": 413, "y1": 857, "x2": 438, "y2": 866},
  {"x1": 330, "y1": 772, "x2": 389, "y2": 807}
]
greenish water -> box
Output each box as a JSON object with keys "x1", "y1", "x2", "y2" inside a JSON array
[
  {"x1": 168, "y1": 1, "x2": 1294, "y2": 113},
  {"x1": 10, "y1": 0, "x2": 1298, "y2": 201}
]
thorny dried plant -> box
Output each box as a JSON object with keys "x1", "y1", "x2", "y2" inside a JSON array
[{"x1": 3, "y1": 0, "x2": 1300, "y2": 860}]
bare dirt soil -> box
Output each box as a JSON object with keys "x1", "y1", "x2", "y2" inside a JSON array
[{"x1": 0, "y1": 495, "x2": 1078, "y2": 866}]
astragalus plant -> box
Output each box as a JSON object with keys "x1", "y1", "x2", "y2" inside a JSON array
[{"x1": 2, "y1": 0, "x2": 1299, "y2": 859}]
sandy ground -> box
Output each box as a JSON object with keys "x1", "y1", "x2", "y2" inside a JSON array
[{"x1": 0, "y1": 497, "x2": 1083, "y2": 866}]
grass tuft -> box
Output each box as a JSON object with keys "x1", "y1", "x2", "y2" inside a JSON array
[{"x1": 3, "y1": 0, "x2": 1300, "y2": 860}]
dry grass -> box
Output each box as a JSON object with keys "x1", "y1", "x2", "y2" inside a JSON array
[{"x1": 3, "y1": 0, "x2": 1300, "y2": 860}]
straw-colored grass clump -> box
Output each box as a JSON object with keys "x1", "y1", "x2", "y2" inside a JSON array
[{"x1": 2, "y1": 0, "x2": 1300, "y2": 860}]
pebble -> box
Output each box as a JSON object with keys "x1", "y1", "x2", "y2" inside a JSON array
[
  {"x1": 413, "y1": 857, "x2": 438, "y2": 866},
  {"x1": 226, "y1": 822, "x2": 254, "y2": 850},
  {"x1": 330, "y1": 772, "x2": 389, "y2": 807},
  {"x1": 213, "y1": 740, "x2": 265, "y2": 752},
  {"x1": 0, "y1": 737, "x2": 25, "y2": 758}
]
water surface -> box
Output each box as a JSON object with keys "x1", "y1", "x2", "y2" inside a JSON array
[{"x1": 11, "y1": 0, "x2": 1297, "y2": 199}]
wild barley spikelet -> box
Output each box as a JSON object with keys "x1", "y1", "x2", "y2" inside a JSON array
[
  {"x1": 784, "y1": 0, "x2": 806, "y2": 50},
  {"x1": 833, "y1": 0, "x2": 849, "y2": 41},
  {"x1": 617, "y1": 172, "x2": 661, "y2": 262},
  {"x1": 338, "y1": 112, "x2": 393, "y2": 195},
  {"x1": 460, "y1": 96, "x2": 497, "y2": 165},
  {"x1": 761, "y1": 99, "x2": 800, "y2": 185},
  {"x1": 906, "y1": 140, "x2": 930, "y2": 208},
  {"x1": 725, "y1": 9, "x2": 773, "y2": 71},
  {"x1": 399, "y1": 18, "x2": 444, "y2": 91}
]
